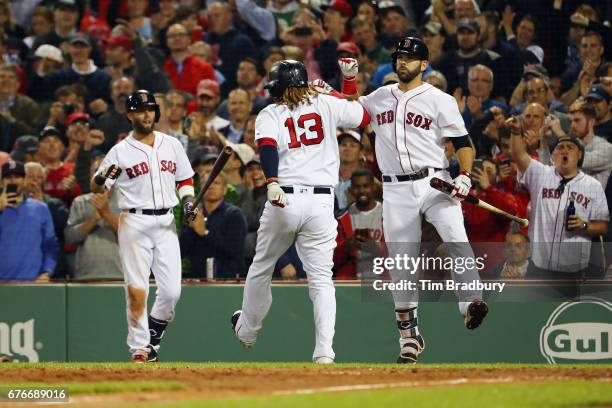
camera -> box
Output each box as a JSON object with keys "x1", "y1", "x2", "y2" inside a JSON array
[
  {"x1": 63, "y1": 103, "x2": 76, "y2": 116},
  {"x1": 294, "y1": 26, "x2": 313, "y2": 36}
]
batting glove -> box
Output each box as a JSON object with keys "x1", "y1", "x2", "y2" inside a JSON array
[
  {"x1": 267, "y1": 182, "x2": 288, "y2": 208},
  {"x1": 450, "y1": 172, "x2": 472, "y2": 201},
  {"x1": 309, "y1": 79, "x2": 334, "y2": 95},
  {"x1": 94, "y1": 164, "x2": 122, "y2": 186},
  {"x1": 338, "y1": 58, "x2": 358, "y2": 80},
  {"x1": 183, "y1": 201, "x2": 199, "y2": 222}
]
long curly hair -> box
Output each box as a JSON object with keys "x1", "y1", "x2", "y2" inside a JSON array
[{"x1": 275, "y1": 86, "x2": 318, "y2": 110}]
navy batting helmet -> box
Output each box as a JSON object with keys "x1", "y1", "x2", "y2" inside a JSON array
[
  {"x1": 126, "y1": 90, "x2": 160, "y2": 122},
  {"x1": 392, "y1": 37, "x2": 429, "y2": 72},
  {"x1": 264, "y1": 60, "x2": 308, "y2": 98}
]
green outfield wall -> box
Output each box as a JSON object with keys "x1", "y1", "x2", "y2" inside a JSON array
[{"x1": 0, "y1": 283, "x2": 610, "y2": 363}]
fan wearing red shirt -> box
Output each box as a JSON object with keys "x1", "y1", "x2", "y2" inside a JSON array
[{"x1": 164, "y1": 23, "x2": 215, "y2": 96}]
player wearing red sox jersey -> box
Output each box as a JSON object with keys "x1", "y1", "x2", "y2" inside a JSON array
[
  {"x1": 91, "y1": 90, "x2": 197, "y2": 363},
  {"x1": 231, "y1": 60, "x2": 369, "y2": 364},
  {"x1": 340, "y1": 37, "x2": 489, "y2": 364}
]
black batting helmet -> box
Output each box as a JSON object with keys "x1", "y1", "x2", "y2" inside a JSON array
[
  {"x1": 264, "y1": 60, "x2": 308, "y2": 98},
  {"x1": 392, "y1": 37, "x2": 429, "y2": 72},
  {"x1": 125, "y1": 90, "x2": 160, "y2": 122}
]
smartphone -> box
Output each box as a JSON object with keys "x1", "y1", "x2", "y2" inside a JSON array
[
  {"x1": 294, "y1": 26, "x2": 313, "y2": 36},
  {"x1": 500, "y1": 158, "x2": 512, "y2": 167},
  {"x1": 5, "y1": 184, "x2": 17, "y2": 194},
  {"x1": 472, "y1": 159, "x2": 483, "y2": 171}
]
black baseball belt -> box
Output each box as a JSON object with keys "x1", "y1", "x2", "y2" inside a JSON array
[
  {"x1": 127, "y1": 208, "x2": 172, "y2": 215},
  {"x1": 382, "y1": 168, "x2": 444, "y2": 183},
  {"x1": 281, "y1": 186, "x2": 332, "y2": 194}
]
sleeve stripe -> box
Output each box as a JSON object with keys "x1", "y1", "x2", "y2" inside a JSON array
[
  {"x1": 257, "y1": 138, "x2": 278, "y2": 148},
  {"x1": 359, "y1": 107, "x2": 371, "y2": 128},
  {"x1": 176, "y1": 178, "x2": 194, "y2": 188}
]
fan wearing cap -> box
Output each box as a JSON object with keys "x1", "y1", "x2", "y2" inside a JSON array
[
  {"x1": 509, "y1": 115, "x2": 608, "y2": 276},
  {"x1": 216, "y1": 58, "x2": 270, "y2": 118},
  {"x1": 0, "y1": 160, "x2": 59, "y2": 282},
  {"x1": 37, "y1": 126, "x2": 82, "y2": 207},
  {"x1": 378, "y1": 1, "x2": 409, "y2": 39},
  {"x1": 586, "y1": 84, "x2": 612, "y2": 138},
  {"x1": 322, "y1": 0, "x2": 353, "y2": 43},
  {"x1": 90, "y1": 90, "x2": 195, "y2": 363},
  {"x1": 336, "y1": 130, "x2": 365, "y2": 210},
  {"x1": 10, "y1": 135, "x2": 39, "y2": 163},
  {"x1": 0, "y1": 64, "x2": 40, "y2": 136},
  {"x1": 30, "y1": 33, "x2": 112, "y2": 105},
  {"x1": 32, "y1": 44, "x2": 63, "y2": 78}
]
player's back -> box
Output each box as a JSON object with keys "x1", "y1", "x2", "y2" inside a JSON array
[{"x1": 255, "y1": 93, "x2": 365, "y2": 187}]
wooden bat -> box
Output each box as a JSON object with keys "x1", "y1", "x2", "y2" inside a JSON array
[
  {"x1": 429, "y1": 177, "x2": 529, "y2": 228},
  {"x1": 192, "y1": 145, "x2": 234, "y2": 207}
]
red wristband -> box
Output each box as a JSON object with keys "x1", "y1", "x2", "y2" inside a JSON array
[{"x1": 342, "y1": 77, "x2": 357, "y2": 95}]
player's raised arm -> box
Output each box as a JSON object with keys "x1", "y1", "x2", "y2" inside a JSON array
[{"x1": 507, "y1": 116, "x2": 531, "y2": 174}]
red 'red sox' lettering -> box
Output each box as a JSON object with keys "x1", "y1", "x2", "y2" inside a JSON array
[{"x1": 125, "y1": 162, "x2": 150, "y2": 179}]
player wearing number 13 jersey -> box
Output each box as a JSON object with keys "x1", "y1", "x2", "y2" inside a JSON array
[{"x1": 231, "y1": 60, "x2": 369, "y2": 363}]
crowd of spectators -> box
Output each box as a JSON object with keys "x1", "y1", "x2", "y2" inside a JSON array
[{"x1": 0, "y1": 0, "x2": 610, "y2": 282}]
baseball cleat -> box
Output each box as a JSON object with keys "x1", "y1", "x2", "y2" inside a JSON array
[
  {"x1": 313, "y1": 356, "x2": 335, "y2": 364},
  {"x1": 146, "y1": 345, "x2": 158, "y2": 363},
  {"x1": 464, "y1": 300, "x2": 489, "y2": 330},
  {"x1": 397, "y1": 334, "x2": 425, "y2": 364},
  {"x1": 131, "y1": 349, "x2": 148, "y2": 364},
  {"x1": 231, "y1": 310, "x2": 255, "y2": 347}
]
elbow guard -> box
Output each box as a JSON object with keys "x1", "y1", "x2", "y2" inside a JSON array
[{"x1": 451, "y1": 135, "x2": 472, "y2": 150}]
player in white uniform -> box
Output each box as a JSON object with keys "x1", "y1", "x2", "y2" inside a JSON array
[
  {"x1": 231, "y1": 60, "x2": 369, "y2": 363},
  {"x1": 339, "y1": 37, "x2": 489, "y2": 363},
  {"x1": 507, "y1": 119, "x2": 609, "y2": 275},
  {"x1": 91, "y1": 90, "x2": 197, "y2": 363}
]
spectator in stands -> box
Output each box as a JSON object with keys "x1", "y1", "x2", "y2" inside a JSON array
[
  {"x1": 10, "y1": 135, "x2": 38, "y2": 163},
  {"x1": 267, "y1": 0, "x2": 299, "y2": 33},
  {"x1": 126, "y1": 0, "x2": 153, "y2": 43},
  {"x1": 336, "y1": 130, "x2": 364, "y2": 211},
  {"x1": 456, "y1": 64, "x2": 507, "y2": 128},
  {"x1": 37, "y1": 126, "x2": 81, "y2": 206},
  {"x1": 334, "y1": 168, "x2": 384, "y2": 279},
  {"x1": 161, "y1": 89, "x2": 189, "y2": 152},
  {"x1": 561, "y1": 31, "x2": 606, "y2": 105},
  {"x1": 194, "y1": 79, "x2": 230, "y2": 132},
  {"x1": 0, "y1": 160, "x2": 58, "y2": 281},
  {"x1": 32, "y1": 43, "x2": 63, "y2": 76},
  {"x1": 205, "y1": 2, "x2": 257, "y2": 95},
  {"x1": 322, "y1": 0, "x2": 352, "y2": 43},
  {"x1": 511, "y1": 76, "x2": 570, "y2": 131},
  {"x1": 224, "y1": 143, "x2": 255, "y2": 197},
  {"x1": 230, "y1": 0, "x2": 277, "y2": 46},
  {"x1": 424, "y1": 70, "x2": 448, "y2": 92},
  {"x1": 220, "y1": 89, "x2": 252, "y2": 144},
  {"x1": 352, "y1": 17, "x2": 392, "y2": 68},
  {"x1": 521, "y1": 102, "x2": 548, "y2": 158},
  {"x1": 164, "y1": 23, "x2": 215, "y2": 96},
  {"x1": 217, "y1": 58, "x2": 269, "y2": 118},
  {"x1": 31, "y1": 34, "x2": 112, "y2": 107},
  {"x1": 469, "y1": 105, "x2": 506, "y2": 157},
  {"x1": 103, "y1": 35, "x2": 134, "y2": 80},
  {"x1": 95, "y1": 77, "x2": 134, "y2": 153},
  {"x1": 463, "y1": 157, "x2": 518, "y2": 243},
  {"x1": 23, "y1": 6, "x2": 54, "y2": 49},
  {"x1": 0, "y1": 64, "x2": 40, "y2": 136},
  {"x1": 586, "y1": 84, "x2": 611, "y2": 139},
  {"x1": 568, "y1": 100, "x2": 612, "y2": 188},
  {"x1": 489, "y1": 231, "x2": 536, "y2": 279},
  {"x1": 151, "y1": 0, "x2": 178, "y2": 36},
  {"x1": 433, "y1": 18, "x2": 502, "y2": 97},
  {"x1": 243, "y1": 115, "x2": 257, "y2": 152},
  {"x1": 65, "y1": 154, "x2": 122, "y2": 280},
  {"x1": 379, "y1": 1, "x2": 409, "y2": 40},
  {"x1": 31, "y1": 0, "x2": 104, "y2": 67},
  {"x1": 508, "y1": 117, "x2": 609, "y2": 277},
  {"x1": 238, "y1": 157, "x2": 267, "y2": 262},
  {"x1": 502, "y1": 13, "x2": 537, "y2": 52},
  {"x1": 181, "y1": 172, "x2": 248, "y2": 279},
  {"x1": 420, "y1": 21, "x2": 445, "y2": 66}
]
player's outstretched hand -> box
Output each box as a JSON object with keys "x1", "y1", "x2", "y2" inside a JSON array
[
  {"x1": 450, "y1": 172, "x2": 471, "y2": 201},
  {"x1": 267, "y1": 182, "x2": 288, "y2": 208},
  {"x1": 338, "y1": 58, "x2": 358, "y2": 80},
  {"x1": 309, "y1": 79, "x2": 334, "y2": 95},
  {"x1": 184, "y1": 201, "x2": 199, "y2": 222},
  {"x1": 94, "y1": 164, "x2": 122, "y2": 186}
]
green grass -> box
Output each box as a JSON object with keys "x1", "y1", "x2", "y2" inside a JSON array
[
  {"x1": 0, "y1": 381, "x2": 184, "y2": 394},
  {"x1": 3, "y1": 362, "x2": 612, "y2": 370},
  {"x1": 154, "y1": 381, "x2": 612, "y2": 408}
]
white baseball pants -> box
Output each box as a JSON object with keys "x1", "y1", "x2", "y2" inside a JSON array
[{"x1": 237, "y1": 186, "x2": 337, "y2": 361}]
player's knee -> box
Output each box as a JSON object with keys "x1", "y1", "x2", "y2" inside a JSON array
[{"x1": 160, "y1": 285, "x2": 181, "y2": 305}]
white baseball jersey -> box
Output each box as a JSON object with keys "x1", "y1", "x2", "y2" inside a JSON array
[
  {"x1": 255, "y1": 94, "x2": 365, "y2": 186},
  {"x1": 519, "y1": 159, "x2": 609, "y2": 271},
  {"x1": 99, "y1": 131, "x2": 194, "y2": 210},
  {"x1": 359, "y1": 83, "x2": 467, "y2": 174}
]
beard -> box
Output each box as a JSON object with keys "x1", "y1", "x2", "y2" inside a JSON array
[
  {"x1": 133, "y1": 119, "x2": 155, "y2": 135},
  {"x1": 397, "y1": 65, "x2": 422, "y2": 84}
]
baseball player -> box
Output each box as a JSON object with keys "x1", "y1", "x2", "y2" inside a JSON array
[
  {"x1": 90, "y1": 90, "x2": 197, "y2": 363},
  {"x1": 231, "y1": 60, "x2": 370, "y2": 363},
  {"x1": 339, "y1": 37, "x2": 489, "y2": 363}
]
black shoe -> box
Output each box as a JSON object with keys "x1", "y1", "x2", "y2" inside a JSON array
[
  {"x1": 397, "y1": 334, "x2": 425, "y2": 364},
  {"x1": 146, "y1": 345, "x2": 158, "y2": 362},
  {"x1": 465, "y1": 300, "x2": 489, "y2": 330},
  {"x1": 231, "y1": 310, "x2": 241, "y2": 333}
]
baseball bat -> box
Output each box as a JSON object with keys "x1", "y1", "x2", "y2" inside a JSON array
[
  {"x1": 429, "y1": 177, "x2": 529, "y2": 228},
  {"x1": 192, "y1": 145, "x2": 234, "y2": 207}
]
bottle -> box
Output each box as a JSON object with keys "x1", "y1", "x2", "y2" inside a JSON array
[
  {"x1": 565, "y1": 197, "x2": 575, "y2": 231},
  {"x1": 206, "y1": 258, "x2": 214, "y2": 280}
]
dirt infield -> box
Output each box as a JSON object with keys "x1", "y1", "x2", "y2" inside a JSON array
[{"x1": 1, "y1": 365, "x2": 611, "y2": 407}]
